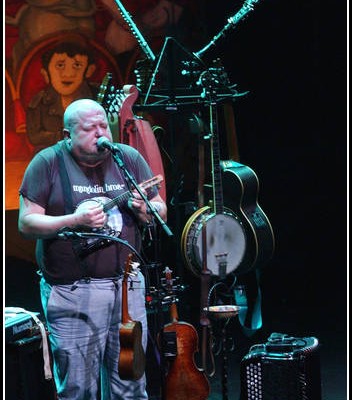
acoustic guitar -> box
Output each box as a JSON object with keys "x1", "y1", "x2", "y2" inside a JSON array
[
  {"x1": 161, "y1": 267, "x2": 210, "y2": 400},
  {"x1": 118, "y1": 253, "x2": 146, "y2": 380}
]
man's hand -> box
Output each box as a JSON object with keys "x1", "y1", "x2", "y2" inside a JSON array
[{"x1": 127, "y1": 190, "x2": 149, "y2": 223}]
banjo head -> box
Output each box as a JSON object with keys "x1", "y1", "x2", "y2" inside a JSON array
[{"x1": 181, "y1": 207, "x2": 246, "y2": 277}]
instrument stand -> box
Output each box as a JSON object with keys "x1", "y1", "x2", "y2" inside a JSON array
[
  {"x1": 220, "y1": 318, "x2": 232, "y2": 400},
  {"x1": 109, "y1": 135, "x2": 175, "y2": 399},
  {"x1": 142, "y1": 222, "x2": 169, "y2": 400},
  {"x1": 205, "y1": 281, "x2": 240, "y2": 400},
  {"x1": 207, "y1": 313, "x2": 238, "y2": 400}
]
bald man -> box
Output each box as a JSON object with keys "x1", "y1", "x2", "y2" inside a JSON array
[{"x1": 18, "y1": 99, "x2": 166, "y2": 399}]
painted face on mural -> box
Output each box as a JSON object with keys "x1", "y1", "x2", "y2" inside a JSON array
[{"x1": 47, "y1": 53, "x2": 90, "y2": 96}]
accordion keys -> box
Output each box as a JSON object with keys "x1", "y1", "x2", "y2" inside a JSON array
[{"x1": 240, "y1": 333, "x2": 322, "y2": 400}]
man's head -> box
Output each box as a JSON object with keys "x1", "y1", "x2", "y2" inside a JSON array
[
  {"x1": 41, "y1": 39, "x2": 96, "y2": 96},
  {"x1": 63, "y1": 99, "x2": 113, "y2": 165}
]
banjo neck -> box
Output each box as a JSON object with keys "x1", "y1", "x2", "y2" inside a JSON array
[
  {"x1": 99, "y1": 174, "x2": 163, "y2": 212},
  {"x1": 209, "y1": 101, "x2": 224, "y2": 215}
]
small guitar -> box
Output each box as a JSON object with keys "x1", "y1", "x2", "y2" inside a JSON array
[
  {"x1": 118, "y1": 253, "x2": 146, "y2": 380},
  {"x1": 161, "y1": 267, "x2": 210, "y2": 400},
  {"x1": 73, "y1": 174, "x2": 163, "y2": 258}
]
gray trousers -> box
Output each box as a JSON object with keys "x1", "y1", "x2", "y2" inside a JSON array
[{"x1": 40, "y1": 274, "x2": 148, "y2": 400}]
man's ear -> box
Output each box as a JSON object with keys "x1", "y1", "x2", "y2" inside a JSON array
[
  {"x1": 85, "y1": 64, "x2": 96, "y2": 78},
  {"x1": 63, "y1": 129, "x2": 71, "y2": 139},
  {"x1": 41, "y1": 68, "x2": 50, "y2": 84}
]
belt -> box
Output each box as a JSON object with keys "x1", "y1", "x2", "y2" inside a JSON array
[{"x1": 42, "y1": 275, "x2": 122, "y2": 286}]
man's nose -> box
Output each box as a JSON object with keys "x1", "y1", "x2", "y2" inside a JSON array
[{"x1": 95, "y1": 127, "x2": 105, "y2": 137}]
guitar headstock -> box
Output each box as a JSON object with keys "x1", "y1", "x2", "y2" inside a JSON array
[
  {"x1": 135, "y1": 58, "x2": 156, "y2": 93},
  {"x1": 196, "y1": 59, "x2": 231, "y2": 99},
  {"x1": 161, "y1": 267, "x2": 184, "y2": 297},
  {"x1": 96, "y1": 73, "x2": 125, "y2": 125},
  {"x1": 139, "y1": 175, "x2": 164, "y2": 192},
  {"x1": 163, "y1": 266, "x2": 174, "y2": 292},
  {"x1": 124, "y1": 253, "x2": 140, "y2": 280},
  {"x1": 97, "y1": 72, "x2": 113, "y2": 107}
]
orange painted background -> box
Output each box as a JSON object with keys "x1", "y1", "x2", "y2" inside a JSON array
[{"x1": 5, "y1": 0, "x2": 197, "y2": 209}]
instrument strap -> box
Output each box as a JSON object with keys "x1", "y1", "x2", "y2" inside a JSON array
[
  {"x1": 54, "y1": 144, "x2": 90, "y2": 270},
  {"x1": 54, "y1": 143, "x2": 74, "y2": 214}
]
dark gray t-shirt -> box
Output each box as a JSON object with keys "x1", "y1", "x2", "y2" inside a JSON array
[{"x1": 19, "y1": 140, "x2": 157, "y2": 284}]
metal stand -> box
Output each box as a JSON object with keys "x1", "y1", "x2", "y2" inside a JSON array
[{"x1": 205, "y1": 281, "x2": 240, "y2": 400}]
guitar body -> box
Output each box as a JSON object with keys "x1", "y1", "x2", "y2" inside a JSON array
[
  {"x1": 120, "y1": 85, "x2": 167, "y2": 201},
  {"x1": 119, "y1": 320, "x2": 146, "y2": 381},
  {"x1": 162, "y1": 321, "x2": 210, "y2": 400},
  {"x1": 221, "y1": 159, "x2": 275, "y2": 274}
]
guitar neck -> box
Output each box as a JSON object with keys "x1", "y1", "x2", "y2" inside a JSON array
[
  {"x1": 210, "y1": 103, "x2": 224, "y2": 214},
  {"x1": 102, "y1": 175, "x2": 162, "y2": 213},
  {"x1": 103, "y1": 190, "x2": 130, "y2": 213},
  {"x1": 97, "y1": 73, "x2": 113, "y2": 106},
  {"x1": 121, "y1": 274, "x2": 131, "y2": 323},
  {"x1": 169, "y1": 302, "x2": 179, "y2": 323},
  {"x1": 164, "y1": 267, "x2": 180, "y2": 323},
  {"x1": 122, "y1": 254, "x2": 134, "y2": 323}
]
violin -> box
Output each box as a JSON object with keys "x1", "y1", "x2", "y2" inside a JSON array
[{"x1": 161, "y1": 267, "x2": 210, "y2": 400}]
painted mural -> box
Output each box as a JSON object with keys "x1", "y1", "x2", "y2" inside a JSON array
[{"x1": 5, "y1": 0, "x2": 200, "y2": 209}]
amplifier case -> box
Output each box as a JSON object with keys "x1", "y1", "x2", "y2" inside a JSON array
[
  {"x1": 5, "y1": 335, "x2": 56, "y2": 400},
  {"x1": 240, "y1": 334, "x2": 322, "y2": 400}
]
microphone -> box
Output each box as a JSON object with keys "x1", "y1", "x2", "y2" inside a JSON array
[{"x1": 96, "y1": 137, "x2": 120, "y2": 153}]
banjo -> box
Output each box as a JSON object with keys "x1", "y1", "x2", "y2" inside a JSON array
[{"x1": 71, "y1": 174, "x2": 163, "y2": 258}]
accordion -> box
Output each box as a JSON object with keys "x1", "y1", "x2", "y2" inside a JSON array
[{"x1": 240, "y1": 332, "x2": 322, "y2": 400}]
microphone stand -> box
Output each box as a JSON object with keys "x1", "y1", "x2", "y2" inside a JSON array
[
  {"x1": 110, "y1": 148, "x2": 173, "y2": 238},
  {"x1": 110, "y1": 147, "x2": 172, "y2": 400}
]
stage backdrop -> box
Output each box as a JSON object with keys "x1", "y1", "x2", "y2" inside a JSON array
[{"x1": 4, "y1": 0, "x2": 195, "y2": 210}]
